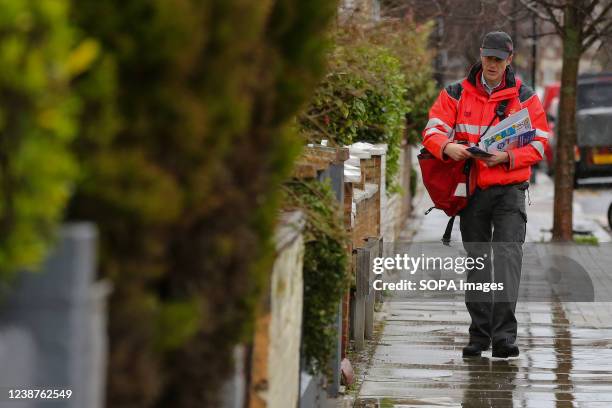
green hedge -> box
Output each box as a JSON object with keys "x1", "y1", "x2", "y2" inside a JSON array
[
  {"x1": 301, "y1": 44, "x2": 406, "y2": 192},
  {"x1": 364, "y1": 20, "x2": 437, "y2": 146},
  {"x1": 300, "y1": 22, "x2": 436, "y2": 193},
  {"x1": 68, "y1": 0, "x2": 338, "y2": 406}
]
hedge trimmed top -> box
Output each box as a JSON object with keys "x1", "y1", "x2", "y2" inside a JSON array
[{"x1": 299, "y1": 23, "x2": 436, "y2": 192}]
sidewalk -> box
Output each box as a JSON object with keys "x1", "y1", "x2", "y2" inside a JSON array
[{"x1": 354, "y1": 168, "x2": 612, "y2": 407}]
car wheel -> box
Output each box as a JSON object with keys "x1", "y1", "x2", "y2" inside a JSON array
[
  {"x1": 608, "y1": 202, "x2": 612, "y2": 230},
  {"x1": 574, "y1": 162, "x2": 582, "y2": 189}
]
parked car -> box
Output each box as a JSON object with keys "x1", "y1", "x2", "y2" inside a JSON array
[
  {"x1": 544, "y1": 74, "x2": 612, "y2": 184},
  {"x1": 575, "y1": 74, "x2": 612, "y2": 181}
]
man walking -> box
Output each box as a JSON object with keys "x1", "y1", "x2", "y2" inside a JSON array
[{"x1": 422, "y1": 32, "x2": 549, "y2": 358}]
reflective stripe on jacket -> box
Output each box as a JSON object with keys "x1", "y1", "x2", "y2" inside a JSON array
[{"x1": 422, "y1": 63, "x2": 550, "y2": 191}]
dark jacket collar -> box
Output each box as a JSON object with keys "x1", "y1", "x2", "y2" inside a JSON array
[
  {"x1": 464, "y1": 62, "x2": 519, "y2": 100},
  {"x1": 467, "y1": 62, "x2": 516, "y2": 89}
]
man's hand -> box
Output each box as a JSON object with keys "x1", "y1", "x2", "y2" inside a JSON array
[
  {"x1": 479, "y1": 150, "x2": 509, "y2": 167},
  {"x1": 443, "y1": 143, "x2": 473, "y2": 161}
]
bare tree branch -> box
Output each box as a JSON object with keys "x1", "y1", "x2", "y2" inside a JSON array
[
  {"x1": 518, "y1": 0, "x2": 565, "y2": 34},
  {"x1": 582, "y1": 0, "x2": 612, "y2": 40},
  {"x1": 594, "y1": 34, "x2": 612, "y2": 66},
  {"x1": 584, "y1": 0, "x2": 602, "y2": 16},
  {"x1": 498, "y1": 0, "x2": 529, "y2": 21},
  {"x1": 537, "y1": 0, "x2": 567, "y2": 9},
  {"x1": 535, "y1": 30, "x2": 564, "y2": 37},
  {"x1": 539, "y1": 0, "x2": 567, "y2": 33},
  {"x1": 519, "y1": 0, "x2": 558, "y2": 19},
  {"x1": 583, "y1": 18, "x2": 612, "y2": 50}
]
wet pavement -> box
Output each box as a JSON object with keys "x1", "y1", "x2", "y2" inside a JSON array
[
  {"x1": 354, "y1": 300, "x2": 612, "y2": 407},
  {"x1": 352, "y1": 170, "x2": 612, "y2": 407}
]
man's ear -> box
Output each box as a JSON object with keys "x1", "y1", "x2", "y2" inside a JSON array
[{"x1": 507, "y1": 54, "x2": 513, "y2": 65}]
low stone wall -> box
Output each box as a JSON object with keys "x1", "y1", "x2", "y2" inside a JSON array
[
  {"x1": 248, "y1": 211, "x2": 305, "y2": 408},
  {"x1": 381, "y1": 143, "x2": 413, "y2": 244},
  {"x1": 267, "y1": 212, "x2": 305, "y2": 408}
]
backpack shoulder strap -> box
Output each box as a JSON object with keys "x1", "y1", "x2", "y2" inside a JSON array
[
  {"x1": 442, "y1": 216, "x2": 455, "y2": 246},
  {"x1": 445, "y1": 81, "x2": 464, "y2": 101},
  {"x1": 518, "y1": 84, "x2": 535, "y2": 103},
  {"x1": 496, "y1": 99, "x2": 510, "y2": 120}
]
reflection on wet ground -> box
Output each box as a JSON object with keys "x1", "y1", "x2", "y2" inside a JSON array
[{"x1": 355, "y1": 301, "x2": 612, "y2": 408}]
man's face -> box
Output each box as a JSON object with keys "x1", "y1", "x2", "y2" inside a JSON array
[{"x1": 480, "y1": 49, "x2": 513, "y2": 84}]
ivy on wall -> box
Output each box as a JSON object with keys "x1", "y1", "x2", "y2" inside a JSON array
[{"x1": 283, "y1": 178, "x2": 349, "y2": 377}]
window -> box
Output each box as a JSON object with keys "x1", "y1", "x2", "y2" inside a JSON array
[{"x1": 578, "y1": 83, "x2": 612, "y2": 110}]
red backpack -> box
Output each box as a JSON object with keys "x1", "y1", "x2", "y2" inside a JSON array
[
  {"x1": 418, "y1": 100, "x2": 509, "y2": 245},
  {"x1": 418, "y1": 150, "x2": 470, "y2": 215}
]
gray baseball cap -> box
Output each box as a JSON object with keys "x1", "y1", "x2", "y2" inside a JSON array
[{"x1": 481, "y1": 31, "x2": 514, "y2": 60}]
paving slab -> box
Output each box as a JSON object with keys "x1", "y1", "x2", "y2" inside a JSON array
[
  {"x1": 353, "y1": 167, "x2": 612, "y2": 408},
  {"x1": 355, "y1": 301, "x2": 612, "y2": 407}
]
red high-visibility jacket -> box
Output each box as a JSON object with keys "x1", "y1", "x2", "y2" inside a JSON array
[{"x1": 422, "y1": 63, "x2": 550, "y2": 191}]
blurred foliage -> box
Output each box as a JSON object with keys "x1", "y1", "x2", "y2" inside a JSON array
[
  {"x1": 300, "y1": 19, "x2": 436, "y2": 192},
  {"x1": 0, "y1": 0, "x2": 85, "y2": 279},
  {"x1": 68, "y1": 0, "x2": 337, "y2": 406},
  {"x1": 283, "y1": 179, "x2": 348, "y2": 378},
  {"x1": 573, "y1": 234, "x2": 599, "y2": 245}
]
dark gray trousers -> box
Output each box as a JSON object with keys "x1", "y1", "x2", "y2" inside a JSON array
[{"x1": 459, "y1": 181, "x2": 528, "y2": 346}]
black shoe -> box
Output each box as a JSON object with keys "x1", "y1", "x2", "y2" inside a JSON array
[
  {"x1": 462, "y1": 342, "x2": 490, "y2": 357},
  {"x1": 492, "y1": 342, "x2": 519, "y2": 358}
]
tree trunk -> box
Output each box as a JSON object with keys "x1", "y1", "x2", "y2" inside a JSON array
[{"x1": 552, "y1": 2, "x2": 584, "y2": 241}]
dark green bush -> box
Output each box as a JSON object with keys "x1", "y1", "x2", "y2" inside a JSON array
[
  {"x1": 301, "y1": 44, "x2": 406, "y2": 192},
  {"x1": 69, "y1": 1, "x2": 337, "y2": 406},
  {"x1": 300, "y1": 20, "x2": 435, "y2": 193},
  {"x1": 283, "y1": 179, "x2": 349, "y2": 377}
]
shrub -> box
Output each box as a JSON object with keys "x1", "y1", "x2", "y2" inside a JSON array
[
  {"x1": 0, "y1": 0, "x2": 82, "y2": 279},
  {"x1": 362, "y1": 19, "x2": 438, "y2": 145},
  {"x1": 301, "y1": 20, "x2": 436, "y2": 193},
  {"x1": 68, "y1": 0, "x2": 338, "y2": 406},
  {"x1": 283, "y1": 178, "x2": 349, "y2": 377},
  {"x1": 301, "y1": 44, "x2": 406, "y2": 192}
]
